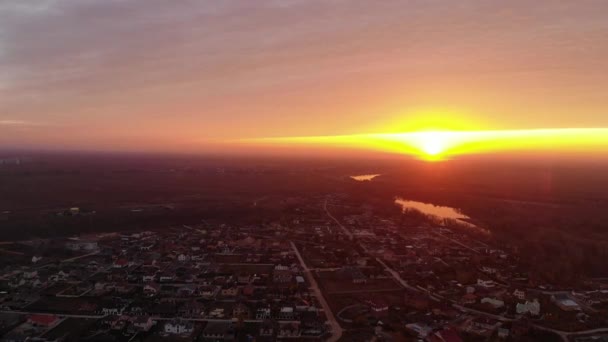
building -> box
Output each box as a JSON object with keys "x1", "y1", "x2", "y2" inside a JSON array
[
  {"x1": 551, "y1": 294, "x2": 581, "y2": 311},
  {"x1": 28, "y1": 315, "x2": 60, "y2": 329},
  {"x1": 365, "y1": 298, "x2": 389, "y2": 316},
  {"x1": 405, "y1": 323, "x2": 433, "y2": 338},
  {"x1": 477, "y1": 279, "x2": 495, "y2": 288},
  {"x1": 256, "y1": 307, "x2": 272, "y2": 320},
  {"x1": 513, "y1": 289, "x2": 526, "y2": 300},
  {"x1": 164, "y1": 319, "x2": 194, "y2": 335},
  {"x1": 481, "y1": 297, "x2": 505, "y2": 308},
  {"x1": 201, "y1": 322, "x2": 235, "y2": 340},
  {"x1": 278, "y1": 322, "x2": 301, "y2": 338},
  {"x1": 516, "y1": 299, "x2": 541, "y2": 316},
  {"x1": 65, "y1": 239, "x2": 98, "y2": 252},
  {"x1": 132, "y1": 316, "x2": 154, "y2": 332}
]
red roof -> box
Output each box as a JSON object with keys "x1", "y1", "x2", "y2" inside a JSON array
[
  {"x1": 429, "y1": 328, "x2": 462, "y2": 342},
  {"x1": 29, "y1": 314, "x2": 59, "y2": 326},
  {"x1": 114, "y1": 259, "x2": 128, "y2": 266},
  {"x1": 436, "y1": 328, "x2": 463, "y2": 342}
]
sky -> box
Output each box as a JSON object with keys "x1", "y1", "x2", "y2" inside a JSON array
[{"x1": 1, "y1": 0, "x2": 608, "y2": 156}]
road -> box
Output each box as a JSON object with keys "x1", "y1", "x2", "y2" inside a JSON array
[
  {"x1": 290, "y1": 241, "x2": 343, "y2": 342},
  {"x1": 321, "y1": 199, "x2": 608, "y2": 341},
  {"x1": 323, "y1": 198, "x2": 419, "y2": 294},
  {"x1": 373, "y1": 257, "x2": 421, "y2": 292},
  {"x1": 432, "y1": 231, "x2": 479, "y2": 254},
  {"x1": 323, "y1": 198, "x2": 353, "y2": 240},
  {"x1": 61, "y1": 250, "x2": 100, "y2": 263}
]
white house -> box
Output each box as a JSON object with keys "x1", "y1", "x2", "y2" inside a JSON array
[
  {"x1": 477, "y1": 279, "x2": 495, "y2": 288},
  {"x1": 102, "y1": 306, "x2": 125, "y2": 316},
  {"x1": 256, "y1": 308, "x2": 272, "y2": 320},
  {"x1": 481, "y1": 266, "x2": 498, "y2": 275},
  {"x1": 516, "y1": 299, "x2": 541, "y2": 316},
  {"x1": 481, "y1": 297, "x2": 505, "y2": 308},
  {"x1": 164, "y1": 319, "x2": 194, "y2": 335}
]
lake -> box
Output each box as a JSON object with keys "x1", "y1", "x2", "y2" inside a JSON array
[
  {"x1": 350, "y1": 174, "x2": 380, "y2": 181},
  {"x1": 394, "y1": 198, "x2": 469, "y2": 221}
]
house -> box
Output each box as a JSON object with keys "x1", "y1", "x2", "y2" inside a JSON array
[
  {"x1": 365, "y1": 298, "x2": 389, "y2": 315},
  {"x1": 295, "y1": 299, "x2": 316, "y2": 312},
  {"x1": 23, "y1": 271, "x2": 38, "y2": 279},
  {"x1": 8, "y1": 278, "x2": 25, "y2": 288},
  {"x1": 477, "y1": 279, "x2": 495, "y2": 288},
  {"x1": 481, "y1": 266, "x2": 497, "y2": 275},
  {"x1": 200, "y1": 285, "x2": 219, "y2": 299},
  {"x1": 498, "y1": 328, "x2": 510, "y2": 339},
  {"x1": 237, "y1": 273, "x2": 251, "y2": 284},
  {"x1": 481, "y1": 297, "x2": 505, "y2": 309},
  {"x1": 102, "y1": 304, "x2": 125, "y2": 316},
  {"x1": 276, "y1": 307, "x2": 295, "y2": 320},
  {"x1": 65, "y1": 239, "x2": 98, "y2": 251},
  {"x1": 202, "y1": 321, "x2": 235, "y2": 340},
  {"x1": 28, "y1": 314, "x2": 60, "y2": 328},
  {"x1": 113, "y1": 259, "x2": 129, "y2": 268},
  {"x1": 164, "y1": 319, "x2": 194, "y2": 335},
  {"x1": 132, "y1": 316, "x2": 154, "y2": 332},
  {"x1": 405, "y1": 323, "x2": 433, "y2": 338},
  {"x1": 461, "y1": 293, "x2": 477, "y2": 305},
  {"x1": 109, "y1": 316, "x2": 128, "y2": 331},
  {"x1": 179, "y1": 300, "x2": 205, "y2": 317},
  {"x1": 513, "y1": 289, "x2": 525, "y2": 300},
  {"x1": 356, "y1": 257, "x2": 369, "y2": 267},
  {"x1": 159, "y1": 272, "x2": 175, "y2": 283},
  {"x1": 31, "y1": 278, "x2": 46, "y2": 288},
  {"x1": 143, "y1": 283, "x2": 160, "y2": 296},
  {"x1": 428, "y1": 328, "x2": 463, "y2": 342},
  {"x1": 256, "y1": 307, "x2": 272, "y2": 320},
  {"x1": 259, "y1": 320, "x2": 275, "y2": 337},
  {"x1": 242, "y1": 284, "x2": 255, "y2": 296},
  {"x1": 232, "y1": 303, "x2": 250, "y2": 319},
  {"x1": 278, "y1": 322, "x2": 301, "y2": 338},
  {"x1": 467, "y1": 318, "x2": 501, "y2": 337},
  {"x1": 177, "y1": 285, "x2": 197, "y2": 297},
  {"x1": 273, "y1": 266, "x2": 293, "y2": 283},
  {"x1": 126, "y1": 301, "x2": 148, "y2": 316},
  {"x1": 208, "y1": 307, "x2": 225, "y2": 318},
  {"x1": 339, "y1": 266, "x2": 367, "y2": 284},
  {"x1": 115, "y1": 284, "x2": 135, "y2": 294},
  {"x1": 220, "y1": 285, "x2": 239, "y2": 297},
  {"x1": 551, "y1": 294, "x2": 581, "y2": 311}
]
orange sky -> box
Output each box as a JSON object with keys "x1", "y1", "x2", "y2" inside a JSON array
[{"x1": 1, "y1": 1, "x2": 608, "y2": 157}]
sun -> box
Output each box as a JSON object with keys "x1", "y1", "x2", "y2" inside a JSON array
[{"x1": 412, "y1": 131, "x2": 449, "y2": 159}]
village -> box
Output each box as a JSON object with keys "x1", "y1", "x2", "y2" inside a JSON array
[{"x1": 1, "y1": 196, "x2": 608, "y2": 341}]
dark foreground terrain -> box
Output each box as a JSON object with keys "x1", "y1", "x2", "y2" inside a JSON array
[{"x1": 2, "y1": 151, "x2": 608, "y2": 282}]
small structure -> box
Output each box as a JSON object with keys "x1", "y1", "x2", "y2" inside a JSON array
[{"x1": 164, "y1": 319, "x2": 194, "y2": 335}]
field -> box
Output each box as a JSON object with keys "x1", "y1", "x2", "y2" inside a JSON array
[{"x1": 316, "y1": 271, "x2": 402, "y2": 294}]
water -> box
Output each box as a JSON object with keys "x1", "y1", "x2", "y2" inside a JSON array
[
  {"x1": 394, "y1": 197, "x2": 485, "y2": 232},
  {"x1": 351, "y1": 174, "x2": 380, "y2": 181},
  {"x1": 395, "y1": 198, "x2": 469, "y2": 221}
]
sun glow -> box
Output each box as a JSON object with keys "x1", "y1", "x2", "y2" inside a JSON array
[
  {"x1": 239, "y1": 128, "x2": 608, "y2": 161},
  {"x1": 409, "y1": 131, "x2": 450, "y2": 160}
]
